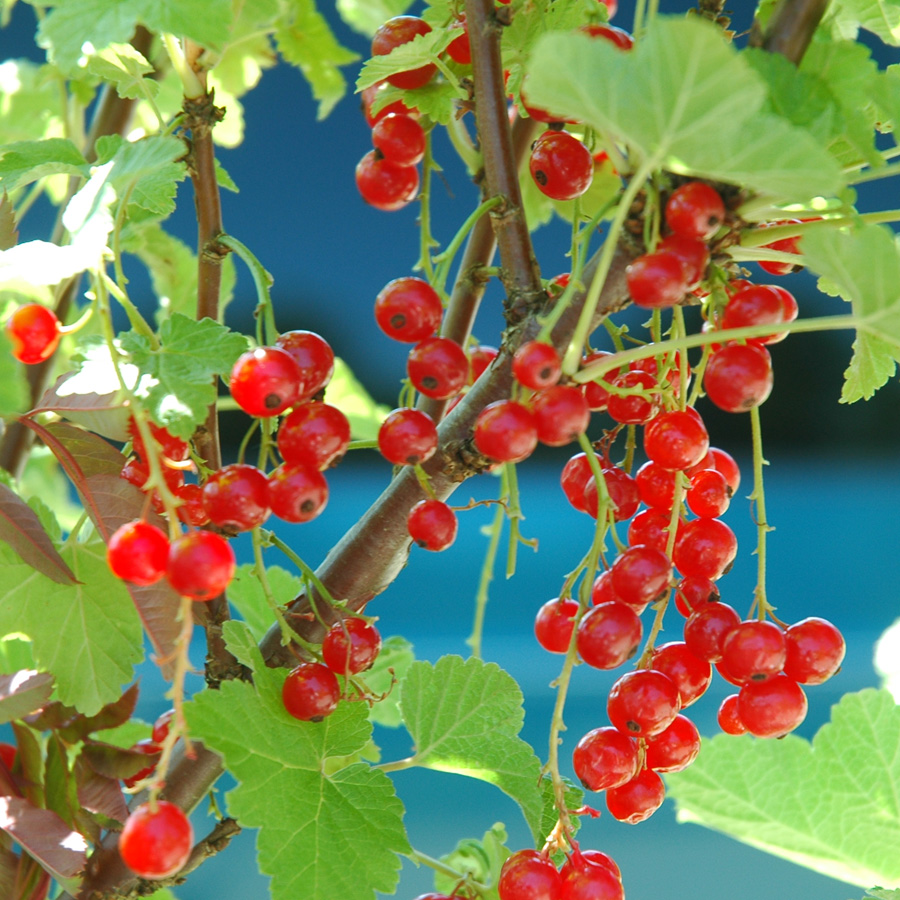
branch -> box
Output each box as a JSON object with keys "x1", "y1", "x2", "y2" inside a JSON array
[{"x1": 749, "y1": 0, "x2": 830, "y2": 64}]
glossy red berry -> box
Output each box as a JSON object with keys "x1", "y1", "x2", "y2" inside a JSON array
[
  {"x1": 605, "y1": 768, "x2": 665, "y2": 823},
  {"x1": 473, "y1": 400, "x2": 538, "y2": 463},
  {"x1": 721, "y1": 620, "x2": 787, "y2": 682},
  {"x1": 651, "y1": 641, "x2": 712, "y2": 707},
  {"x1": 583, "y1": 465, "x2": 641, "y2": 523},
  {"x1": 230, "y1": 346, "x2": 301, "y2": 418},
  {"x1": 529, "y1": 130, "x2": 593, "y2": 201},
  {"x1": 277, "y1": 402, "x2": 351, "y2": 470},
  {"x1": 625, "y1": 251, "x2": 689, "y2": 309},
  {"x1": 737, "y1": 674, "x2": 808, "y2": 738},
  {"x1": 757, "y1": 220, "x2": 803, "y2": 276},
  {"x1": 657, "y1": 234, "x2": 710, "y2": 287},
  {"x1": 607, "y1": 669, "x2": 681, "y2": 738},
  {"x1": 704, "y1": 343, "x2": 773, "y2": 413},
  {"x1": 167, "y1": 531, "x2": 235, "y2": 601},
  {"x1": 686, "y1": 467, "x2": 731, "y2": 518},
  {"x1": 531, "y1": 385, "x2": 591, "y2": 447},
  {"x1": 283, "y1": 662, "x2": 341, "y2": 721},
  {"x1": 783, "y1": 617, "x2": 846, "y2": 684},
  {"x1": 674, "y1": 575, "x2": 719, "y2": 616},
  {"x1": 468, "y1": 344, "x2": 498, "y2": 383},
  {"x1": 611, "y1": 545, "x2": 672, "y2": 608},
  {"x1": 151, "y1": 710, "x2": 175, "y2": 745},
  {"x1": 407, "y1": 336, "x2": 468, "y2": 400},
  {"x1": 356, "y1": 150, "x2": 420, "y2": 212},
  {"x1": 175, "y1": 483, "x2": 210, "y2": 526},
  {"x1": 534, "y1": 597, "x2": 580, "y2": 654},
  {"x1": 6, "y1": 303, "x2": 61, "y2": 364},
  {"x1": 717, "y1": 693, "x2": 747, "y2": 735},
  {"x1": 721, "y1": 283, "x2": 790, "y2": 344},
  {"x1": 580, "y1": 351, "x2": 621, "y2": 411},
  {"x1": 645, "y1": 713, "x2": 701, "y2": 772},
  {"x1": 361, "y1": 83, "x2": 414, "y2": 127},
  {"x1": 371, "y1": 17, "x2": 436, "y2": 90},
  {"x1": 407, "y1": 499, "x2": 457, "y2": 551},
  {"x1": 683, "y1": 601, "x2": 740, "y2": 662},
  {"x1": 375, "y1": 277, "x2": 443, "y2": 343},
  {"x1": 513, "y1": 341, "x2": 561, "y2": 390},
  {"x1": 267, "y1": 463, "x2": 328, "y2": 523},
  {"x1": 275, "y1": 330, "x2": 335, "y2": 401},
  {"x1": 107, "y1": 521, "x2": 170, "y2": 586},
  {"x1": 644, "y1": 409, "x2": 710, "y2": 471},
  {"x1": 665, "y1": 182, "x2": 725, "y2": 240},
  {"x1": 446, "y1": 20, "x2": 471, "y2": 65},
  {"x1": 560, "y1": 850, "x2": 624, "y2": 900},
  {"x1": 128, "y1": 419, "x2": 190, "y2": 463},
  {"x1": 572, "y1": 727, "x2": 639, "y2": 793},
  {"x1": 709, "y1": 446, "x2": 741, "y2": 492},
  {"x1": 322, "y1": 619, "x2": 382, "y2": 675},
  {"x1": 673, "y1": 517, "x2": 738, "y2": 580},
  {"x1": 576, "y1": 601, "x2": 642, "y2": 669},
  {"x1": 378, "y1": 408, "x2": 438, "y2": 465},
  {"x1": 606, "y1": 370, "x2": 659, "y2": 425},
  {"x1": 560, "y1": 453, "x2": 593, "y2": 514},
  {"x1": 201, "y1": 464, "x2": 270, "y2": 532},
  {"x1": 498, "y1": 849, "x2": 561, "y2": 900},
  {"x1": 635, "y1": 460, "x2": 677, "y2": 510},
  {"x1": 372, "y1": 113, "x2": 426, "y2": 166},
  {"x1": 119, "y1": 801, "x2": 193, "y2": 879},
  {"x1": 627, "y1": 508, "x2": 679, "y2": 554}
]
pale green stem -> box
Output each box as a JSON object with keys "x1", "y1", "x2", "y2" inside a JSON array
[
  {"x1": 219, "y1": 233, "x2": 277, "y2": 344},
  {"x1": 467, "y1": 497, "x2": 506, "y2": 659},
  {"x1": 749, "y1": 405, "x2": 771, "y2": 620},
  {"x1": 251, "y1": 527, "x2": 307, "y2": 648},
  {"x1": 432, "y1": 195, "x2": 504, "y2": 296}
]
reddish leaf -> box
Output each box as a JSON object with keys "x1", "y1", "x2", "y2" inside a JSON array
[
  {"x1": 75, "y1": 760, "x2": 128, "y2": 827},
  {"x1": 0, "y1": 670, "x2": 53, "y2": 725},
  {"x1": 0, "y1": 795, "x2": 87, "y2": 880},
  {"x1": 0, "y1": 843, "x2": 18, "y2": 899},
  {"x1": 0, "y1": 483, "x2": 76, "y2": 585},
  {"x1": 34, "y1": 371, "x2": 130, "y2": 442},
  {"x1": 79, "y1": 740, "x2": 159, "y2": 780},
  {"x1": 56, "y1": 683, "x2": 139, "y2": 742}
]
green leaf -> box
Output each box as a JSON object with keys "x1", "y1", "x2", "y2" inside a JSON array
[
  {"x1": 0, "y1": 636, "x2": 35, "y2": 674},
  {"x1": 120, "y1": 313, "x2": 249, "y2": 439},
  {"x1": 122, "y1": 224, "x2": 198, "y2": 322},
  {"x1": 0, "y1": 536, "x2": 143, "y2": 716},
  {"x1": 102, "y1": 134, "x2": 187, "y2": 219},
  {"x1": 863, "y1": 890, "x2": 900, "y2": 900},
  {"x1": 0, "y1": 193, "x2": 17, "y2": 251},
  {"x1": 0, "y1": 330, "x2": 30, "y2": 417},
  {"x1": 85, "y1": 42, "x2": 158, "y2": 101},
  {"x1": 399, "y1": 655, "x2": 545, "y2": 843},
  {"x1": 0, "y1": 139, "x2": 88, "y2": 193},
  {"x1": 337, "y1": 0, "x2": 413, "y2": 36},
  {"x1": 356, "y1": 28, "x2": 452, "y2": 92},
  {"x1": 228, "y1": 564, "x2": 302, "y2": 642},
  {"x1": 666, "y1": 689, "x2": 900, "y2": 889},
  {"x1": 186, "y1": 639, "x2": 410, "y2": 900},
  {"x1": 435, "y1": 823, "x2": 510, "y2": 900},
  {"x1": 525, "y1": 17, "x2": 844, "y2": 201},
  {"x1": 397, "y1": 79, "x2": 465, "y2": 126},
  {"x1": 275, "y1": 0, "x2": 360, "y2": 119},
  {"x1": 365, "y1": 636, "x2": 414, "y2": 728},
  {"x1": 829, "y1": 0, "x2": 900, "y2": 44},
  {"x1": 326, "y1": 358, "x2": 391, "y2": 441},
  {"x1": 0, "y1": 61, "x2": 66, "y2": 148},
  {"x1": 801, "y1": 222, "x2": 900, "y2": 401}
]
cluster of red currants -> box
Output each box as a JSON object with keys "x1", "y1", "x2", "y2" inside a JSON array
[{"x1": 498, "y1": 845, "x2": 625, "y2": 900}]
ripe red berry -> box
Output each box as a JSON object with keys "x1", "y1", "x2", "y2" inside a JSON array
[
  {"x1": 674, "y1": 575, "x2": 719, "y2": 616},
  {"x1": 605, "y1": 768, "x2": 666, "y2": 823},
  {"x1": 407, "y1": 499, "x2": 457, "y2": 551},
  {"x1": 275, "y1": 330, "x2": 335, "y2": 401},
  {"x1": 673, "y1": 517, "x2": 738, "y2": 580},
  {"x1": 378, "y1": 408, "x2": 438, "y2": 465},
  {"x1": 407, "y1": 336, "x2": 468, "y2": 399},
  {"x1": 283, "y1": 662, "x2": 341, "y2": 721},
  {"x1": 361, "y1": 83, "x2": 414, "y2": 128},
  {"x1": 757, "y1": 219, "x2": 803, "y2": 276},
  {"x1": 277, "y1": 402, "x2": 351, "y2": 470},
  {"x1": 607, "y1": 669, "x2": 681, "y2": 738},
  {"x1": 560, "y1": 850, "x2": 624, "y2": 900},
  {"x1": 151, "y1": 709, "x2": 175, "y2": 745},
  {"x1": 322, "y1": 618, "x2": 382, "y2": 675},
  {"x1": 721, "y1": 283, "x2": 791, "y2": 344},
  {"x1": 375, "y1": 277, "x2": 443, "y2": 343},
  {"x1": 529, "y1": 130, "x2": 593, "y2": 201},
  {"x1": 683, "y1": 601, "x2": 741, "y2": 662},
  {"x1": 583, "y1": 465, "x2": 640, "y2": 523},
  {"x1": 531, "y1": 385, "x2": 591, "y2": 447},
  {"x1": 576, "y1": 601, "x2": 642, "y2": 669},
  {"x1": 560, "y1": 453, "x2": 593, "y2": 514},
  {"x1": 606, "y1": 370, "x2": 659, "y2": 425},
  {"x1": 446, "y1": 20, "x2": 471, "y2": 65},
  {"x1": 119, "y1": 801, "x2": 193, "y2": 880},
  {"x1": 651, "y1": 641, "x2": 712, "y2": 707},
  {"x1": 267, "y1": 463, "x2": 329, "y2": 523},
  {"x1": 635, "y1": 460, "x2": 677, "y2": 510},
  {"x1": 704, "y1": 343, "x2": 773, "y2": 413},
  {"x1": 534, "y1": 597, "x2": 580, "y2": 653},
  {"x1": 372, "y1": 113, "x2": 426, "y2": 166},
  {"x1": 473, "y1": 400, "x2": 538, "y2": 463},
  {"x1": 657, "y1": 234, "x2": 710, "y2": 287},
  {"x1": 201, "y1": 464, "x2": 270, "y2": 532},
  {"x1": 721, "y1": 620, "x2": 787, "y2": 682},
  {"x1": 175, "y1": 484, "x2": 210, "y2": 527},
  {"x1": 717, "y1": 693, "x2": 747, "y2": 735},
  {"x1": 371, "y1": 17, "x2": 436, "y2": 90},
  {"x1": 498, "y1": 849, "x2": 561, "y2": 900},
  {"x1": 356, "y1": 150, "x2": 420, "y2": 211},
  {"x1": 686, "y1": 467, "x2": 731, "y2": 518},
  {"x1": 6, "y1": 303, "x2": 61, "y2": 364},
  {"x1": 783, "y1": 616, "x2": 846, "y2": 684},
  {"x1": 167, "y1": 531, "x2": 236, "y2": 601},
  {"x1": 468, "y1": 344, "x2": 498, "y2": 383},
  {"x1": 580, "y1": 22, "x2": 632, "y2": 49},
  {"x1": 128, "y1": 419, "x2": 191, "y2": 464},
  {"x1": 611, "y1": 545, "x2": 672, "y2": 607},
  {"x1": 572, "y1": 725, "x2": 640, "y2": 792},
  {"x1": 625, "y1": 251, "x2": 689, "y2": 309},
  {"x1": 107, "y1": 521, "x2": 170, "y2": 586},
  {"x1": 229, "y1": 346, "x2": 301, "y2": 418},
  {"x1": 709, "y1": 446, "x2": 741, "y2": 492},
  {"x1": 665, "y1": 181, "x2": 725, "y2": 240},
  {"x1": 644, "y1": 409, "x2": 710, "y2": 471},
  {"x1": 627, "y1": 508, "x2": 679, "y2": 554},
  {"x1": 737, "y1": 674, "x2": 808, "y2": 738},
  {"x1": 580, "y1": 351, "x2": 621, "y2": 411},
  {"x1": 645, "y1": 713, "x2": 701, "y2": 772},
  {"x1": 513, "y1": 341, "x2": 561, "y2": 390}
]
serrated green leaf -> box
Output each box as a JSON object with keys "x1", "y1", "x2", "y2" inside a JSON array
[
  {"x1": 276, "y1": 0, "x2": 360, "y2": 119},
  {"x1": 366, "y1": 636, "x2": 414, "y2": 729},
  {"x1": 326, "y1": 358, "x2": 390, "y2": 441},
  {"x1": 398, "y1": 79, "x2": 465, "y2": 126},
  {"x1": 0, "y1": 60, "x2": 67, "y2": 154},
  {"x1": 186, "y1": 655, "x2": 410, "y2": 900},
  {"x1": 666, "y1": 689, "x2": 900, "y2": 889},
  {"x1": 227, "y1": 565, "x2": 302, "y2": 642},
  {"x1": 356, "y1": 28, "x2": 452, "y2": 92},
  {"x1": 221, "y1": 619, "x2": 266, "y2": 672},
  {"x1": 435, "y1": 823, "x2": 509, "y2": 900},
  {"x1": 120, "y1": 313, "x2": 249, "y2": 439},
  {"x1": 0, "y1": 139, "x2": 88, "y2": 193},
  {"x1": 863, "y1": 889, "x2": 900, "y2": 900},
  {"x1": 830, "y1": 0, "x2": 900, "y2": 44},
  {"x1": 104, "y1": 134, "x2": 186, "y2": 219},
  {"x1": 526, "y1": 18, "x2": 844, "y2": 201},
  {"x1": 399, "y1": 655, "x2": 545, "y2": 843},
  {"x1": 537, "y1": 775, "x2": 582, "y2": 853},
  {"x1": 215, "y1": 159, "x2": 239, "y2": 192},
  {"x1": 0, "y1": 537, "x2": 143, "y2": 716},
  {"x1": 122, "y1": 224, "x2": 197, "y2": 322},
  {"x1": 842, "y1": 332, "x2": 897, "y2": 401},
  {"x1": 86, "y1": 42, "x2": 158, "y2": 102}
]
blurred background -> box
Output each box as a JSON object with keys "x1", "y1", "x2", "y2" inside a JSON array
[{"x1": 2, "y1": 1, "x2": 900, "y2": 899}]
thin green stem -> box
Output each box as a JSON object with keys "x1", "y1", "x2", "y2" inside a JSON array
[
  {"x1": 376, "y1": 756, "x2": 415, "y2": 773},
  {"x1": 445, "y1": 111, "x2": 482, "y2": 175},
  {"x1": 504, "y1": 462, "x2": 536, "y2": 577},
  {"x1": 100, "y1": 272, "x2": 157, "y2": 344},
  {"x1": 749, "y1": 405, "x2": 771, "y2": 620},
  {"x1": 467, "y1": 498, "x2": 506, "y2": 659},
  {"x1": 264, "y1": 530, "x2": 339, "y2": 609},
  {"x1": 418, "y1": 132, "x2": 436, "y2": 284},
  {"x1": 847, "y1": 160, "x2": 900, "y2": 185},
  {"x1": 406, "y1": 850, "x2": 491, "y2": 897},
  {"x1": 219, "y1": 233, "x2": 278, "y2": 345},
  {"x1": 251, "y1": 527, "x2": 306, "y2": 648},
  {"x1": 432, "y1": 196, "x2": 504, "y2": 296}
]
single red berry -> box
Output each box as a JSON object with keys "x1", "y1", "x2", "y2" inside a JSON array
[
  {"x1": 407, "y1": 499, "x2": 457, "y2": 551},
  {"x1": 683, "y1": 601, "x2": 740, "y2": 662},
  {"x1": 783, "y1": 617, "x2": 846, "y2": 684},
  {"x1": 709, "y1": 446, "x2": 741, "y2": 492},
  {"x1": 627, "y1": 508, "x2": 680, "y2": 554},
  {"x1": 645, "y1": 713, "x2": 701, "y2": 773},
  {"x1": 561, "y1": 453, "x2": 593, "y2": 514},
  {"x1": 580, "y1": 351, "x2": 620, "y2": 411},
  {"x1": 590, "y1": 569, "x2": 620, "y2": 606},
  {"x1": 531, "y1": 385, "x2": 591, "y2": 447},
  {"x1": 356, "y1": 150, "x2": 420, "y2": 211},
  {"x1": 665, "y1": 181, "x2": 725, "y2": 240},
  {"x1": 371, "y1": 17, "x2": 436, "y2": 90},
  {"x1": 704, "y1": 343, "x2": 773, "y2": 413},
  {"x1": 651, "y1": 641, "x2": 712, "y2": 707},
  {"x1": 361, "y1": 83, "x2": 414, "y2": 128},
  {"x1": 407, "y1": 336, "x2": 468, "y2": 399},
  {"x1": 175, "y1": 483, "x2": 210, "y2": 527},
  {"x1": 605, "y1": 768, "x2": 666, "y2": 823},
  {"x1": 275, "y1": 330, "x2": 335, "y2": 401},
  {"x1": 758, "y1": 220, "x2": 803, "y2": 276},
  {"x1": 686, "y1": 467, "x2": 731, "y2": 518},
  {"x1": 625, "y1": 251, "x2": 689, "y2": 309},
  {"x1": 446, "y1": 20, "x2": 471, "y2": 65},
  {"x1": 107, "y1": 521, "x2": 170, "y2": 586},
  {"x1": 322, "y1": 618, "x2": 382, "y2": 675},
  {"x1": 635, "y1": 460, "x2": 677, "y2": 510},
  {"x1": 529, "y1": 130, "x2": 593, "y2": 201},
  {"x1": 375, "y1": 277, "x2": 443, "y2": 343},
  {"x1": 673, "y1": 517, "x2": 738, "y2": 580},
  {"x1": 283, "y1": 662, "x2": 341, "y2": 721},
  {"x1": 0, "y1": 742, "x2": 16, "y2": 771},
  {"x1": 606, "y1": 370, "x2": 659, "y2": 425},
  {"x1": 378, "y1": 408, "x2": 438, "y2": 465},
  {"x1": 267, "y1": 463, "x2": 329, "y2": 523},
  {"x1": 534, "y1": 597, "x2": 580, "y2": 653},
  {"x1": 498, "y1": 849, "x2": 561, "y2": 900},
  {"x1": 607, "y1": 669, "x2": 681, "y2": 738},
  {"x1": 122, "y1": 738, "x2": 161, "y2": 789},
  {"x1": 513, "y1": 341, "x2": 562, "y2": 390},
  {"x1": 644, "y1": 409, "x2": 710, "y2": 472},
  {"x1": 574, "y1": 730, "x2": 640, "y2": 793},
  {"x1": 721, "y1": 283, "x2": 790, "y2": 345},
  {"x1": 657, "y1": 234, "x2": 710, "y2": 287},
  {"x1": 560, "y1": 851, "x2": 623, "y2": 900},
  {"x1": 151, "y1": 710, "x2": 175, "y2": 745},
  {"x1": 277, "y1": 402, "x2": 351, "y2": 470},
  {"x1": 598, "y1": 0, "x2": 618, "y2": 17},
  {"x1": 6, "y1": 303, "x2": 61, "y2": 364},
  {"x1": 673, "y1": 575, "x2": 719, "y2": 617},
  {"x1": 229, "y1": 346, "x2": 302, "y2": 418},
  {"x1": 119, "y1": 801, "x2": 193, "y2": 880},
  {"x1": 583, "y1": 465, "x2": 641, "y2": 522},
  {"x1": 473, "y1": 400, "x2": 538, "y2": 463},
  {"x1": 717, "y1": 693, "x2": 747, "y2": 735},
  {"x1": 721, "y1": 620, "x2": 787, "y2": 682},
  {"x1": 576, "y1": 601, "x2": 642, "y2": 669},
  {"x1": 611, "y1": 545, "x2": 672, "y2": 608},
  {"x1": 580, "y1": 22, "x2": 632, "y2": 49},
  {"x1": 201, "y1": 464, "x2": 270, "y2": 533},
  {"x1": 737, "y1": 674, "x2": 808, "y2": 738},
  {"x1": 468, "y1": 344, "x2": 498, "y2": 383},
  {"x1": 372, "y1": 113, "x2": 426, "y2": 166},
  {"x1": 167, "y1": 531, "x2": 235, "y2": 601},
  {"x1": 128, "y1": 419, "x2": 191, "y2": 463}
]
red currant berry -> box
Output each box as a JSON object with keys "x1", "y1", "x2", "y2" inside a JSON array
[
  {"x1": 583, "y1": 466, "x2": 641, "y2": 522},
  {"x1": 627, "y1": 508, "x2": 680, "y2": 553},
  {"x1": 645, "y1": 713, "x2": 701, "y2": 772},
  {"x1": 275, "y1": 330, "x2": 335, "y2": 401},
  {"x1": 576, "y1": 601, "x2": 642, "y2": 669},
  {"x1": 605, "y1": 768, "x2": 665, "y2": 823},
  {"x1": 407, "y1": 499, "x2": 457, "y2": 551},
  {"x1": 625, "y1": 251, "x2": 689, "y2": 309},
  {"x1": 737, "y1": 674, "x2": 808, "y2": 738},
  {"x1": 128, "y1": 419, "x2": 191, "y2": 463},
  {"x1": 474, "y1": 400, "x2": 538, "y2": 463},
  {"x1": 107, "y1": 521, "x2": 170, "y2": 586},
  {"x1": 267, "y1": 463, "x2": 329, "y2": 523},
  {"x1": 686, "y1": 468, "x2": 731, "y2": 518},
  {"x1": 561, "y1": 850, "x2": 622, "y2": 896},
  {"x1": 651, "y1": 641, "x2": 712, "y2": 707},
  {"x1": 119, "y1": 801, "x2": 193, "y2": 879},
  {"x1": 683, "y1": 601, "x2": 740, "y2": 662},
  {"x1": 721, "y1": 620, "x2": 786, "y2": 682},
  {"x1": 531, "y1": 385, "x2": 591, "y2": 447},
  {"x1": 783, "y1": 617, "x2": 845, "y2": 685},
  {"x1": 407, "y1": 336, "x2": 468, "y2": 400},
  {"x1": 644, "y1": 409, "x2": 710, "y2": 472},
  {"x1": 468, "y1": 344, "x2": 498, "y2": 383},
  {"x1": 606, "y1": 370, "x2": 659, "y2": 425},
  {"x1": 375, "y1": 277, "x2": 443, "y2": 343},
  {"x1": 378, "y1": 408, "x2": 438, "y2": 465},
  {"x1": 611, "y1": 545, "x2": 672, "y2": 608},
  {"x1": 513, "y1": 341, "x2": 561, "y2": 390},
  {"x1": 322, "y1": 618, "x2": 382, "y2": 675},
  {"x1": 709, "y1": 446, "x2": 741, "y2": 492},
  {"x1": 757, "y1": 219, "x2": 803, "y2": 275},
  {"x1": 580, "y1": 351, "x2": 621, "y2": 411},
  {"x1": 717, "y1": 693, "x2": 747, "y2": 735},
  {"x1": 534, "y1": 597, "x2": 580, "y2": 653},
  {"x1": 635, "y1": 460, "x2": 677, "y2": 510},
  {"x1": 657, "y1": 234, "x2": 710, "y2": 287},
  {"x1": 151, "y1": 709, "x2": 175, "y2": 745},
  {"x1": 6, "y1": 303, "x2": 61, "y2": 364},
  {"x1": 371, "y1": 17, "x2": 436, "y2": 90},
  {"x1": 175, "y1": 483, "x2": 210, "y2": 526},
  {"x1": 572, "y1": 726, "x2": 639, "y2": 792},
  {"x1": 201, "y1": 464, "x2": 270, "y2": 533},
  {"x1": 498, "y1": 849, "x2": 561, "y2": 900},
  {"x1": 704, "y1": 342, "x2": 773, "y2": 413},
  {"x1": 122, "y1": 738, "x2": 161, "y2": 789},
  {"x1": 446, "y1": 20, "x2": 471, "y2": 65},
  {"x1": 673, "y1": 575, "x2": 719, "y2": 616},
  {"x1": 283, "y1": 662, "x2": 341, "y2": 721},
  {"x1": 529, "y1": 131, "x2": 593, "y2": 201},
  {"x1": 372, "y1": 113, "x2": 426, "y2": 166},
  {"x1": 361, "y1": 83, "x2": 414, "y2": 128},
  {"x1": 561, "y1": 453, "x2": 593, "y2": 514},
  {"x1": 721, "y1": 283, "x2": 790, "y2": 344},
  {"x1": 277, "y1": 402, "x2": 351, "y2": 470},
  {"x1": 229, "y1": 346, "x2": 301, "y2": 418},
  {"x1": 167, "y1": 531, "x2": 235, "y2": 601},
  {"x1": 673, "y1": 517, "x2": 738, "y2": 580},
  {"x1": 665, "y1": 181, "x2": 725, "y2": 240},
  {"x1": 607, "y1": 669, "x2": 681, "y2": 738},
  {"x1": 356, "y1": 150, "x2": 419, "y2": 211},
  {"x1": 590, "y1": 569, "x2": 619, "y2": 605}
]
